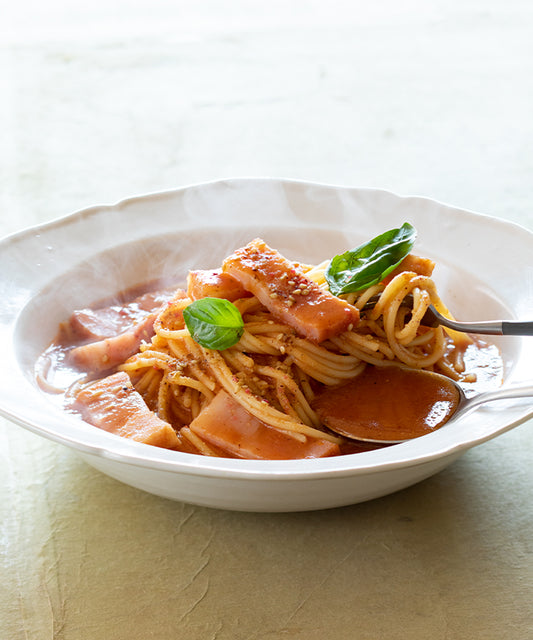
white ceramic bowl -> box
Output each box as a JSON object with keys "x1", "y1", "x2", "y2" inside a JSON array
[{"x1": 1, "y1": 178, "x2": 532, "y2": 511}]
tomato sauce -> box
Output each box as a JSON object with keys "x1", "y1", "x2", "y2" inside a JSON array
[{"x1": 312, "y1": 366, "x2": 462, "y2": 442}]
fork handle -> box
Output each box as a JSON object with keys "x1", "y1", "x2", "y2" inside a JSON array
[
  {"x1": 440, "y1": 317, "x2": 533, "y2": 336},
  {"x1": 502, "y1": 321, "x2": 533, "y2": 336}
]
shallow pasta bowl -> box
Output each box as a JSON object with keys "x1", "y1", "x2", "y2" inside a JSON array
[{"x1": 1, "y1": 178, "x2": 532, "y2": 512}]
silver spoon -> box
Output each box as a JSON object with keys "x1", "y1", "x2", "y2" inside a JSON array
[
  {"x1": 313, "y1": 366, "x2": 533, "y2": 444},
  {"x1": 362, "y1": 294, "x2": 533, "y2": 336},
  {"x1": 448, "y1": 377, "x2": 533, "y2": 425}
]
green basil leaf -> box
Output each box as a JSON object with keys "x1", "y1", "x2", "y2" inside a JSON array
[
  {"x1": 325, "y1": 222, "x2": 417, "y2": 295},
  {"x1": 183, "y1": 297, "x2": 244, "y2": 350}
]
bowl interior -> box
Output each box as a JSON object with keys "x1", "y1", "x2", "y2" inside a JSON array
[
  {"x1": 14, "y1": 225, "x2": 520, "y2": 384},
  {"x1": 1, "y1": 179, "x2": 531, "y2": 496}
]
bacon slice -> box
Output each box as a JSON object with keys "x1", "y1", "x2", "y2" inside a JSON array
[
  {"x1": 67, "y1": 290, "x2": 175, "y2": 342},
  {"x1": 69, "y1": 307, "x2": 135, "y2": 342},
  {"x1": 67, "y1": 289, "x2": 187, "y2": 374},
  {"x1": 222, "y1": 239, "x2": 359, "y2": 343},
  {"x1": 68, "y1": 312, "x2": 158, "y2": 374},
  {"x1": 382, "y1": 254, "x2": 435, "y2": 285},
  {"x1": 72, "y1": 371, "x2": 179, "y2": 448},
  {"x1": 187, "y1": 268, "x2": 251, "y2": 302},
  {"x1": 189, "y1": 390, "x2": 340, "y2": 460}
]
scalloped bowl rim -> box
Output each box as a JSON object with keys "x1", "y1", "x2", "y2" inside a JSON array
[{"x1": 0, "y1": 178, "x2": 531, "y2": 504}]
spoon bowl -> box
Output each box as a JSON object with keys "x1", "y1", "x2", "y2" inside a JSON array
[{"x1": 312, "y1": 366, "x2": 533, "y2": 444}]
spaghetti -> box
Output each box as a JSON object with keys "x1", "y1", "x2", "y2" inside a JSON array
[
  {"x1": 39, "y1": 232, "x2": 501, "y2": 459},
  {"x1": 116, "y1": 245, "x2": 476, "y2": 454}
]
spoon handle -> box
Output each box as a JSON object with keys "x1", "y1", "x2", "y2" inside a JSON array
[
  {"x1": 438, "y1": 316, "x2": 533, "y2": 336},
  {"x1": 466, "y1": 383, "x2": 533, "y2": 412}
]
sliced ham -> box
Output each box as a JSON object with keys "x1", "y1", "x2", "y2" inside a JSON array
[
  {"x1": 189, "y1": 390, "x2": 340, "y2": 460},
  {"x1": 69, "y1": 307, "x2": 144, "y2": 342},
  {"x1": 67, "y1": 288, "x2": 187, "y2": 375},
  {"x1": 68, "y1": 311, "x2": 158, "y2": 374},
  {"x1": 68, "y1": 290, "x2": 175, "y2": 342},
  {"x1": 222, "y1": 238, "x2": 359, "y2": 343},
  {"x1": 187, "y1": 268, "x2": 251, "y2": 302},
  {"x1": 72, "y1": 371, "x2": 179, "y2": 449}
]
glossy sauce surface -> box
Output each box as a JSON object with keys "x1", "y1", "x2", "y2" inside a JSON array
[{"x1": 312, "y1": 366, "x2": 462, "y2": 442}]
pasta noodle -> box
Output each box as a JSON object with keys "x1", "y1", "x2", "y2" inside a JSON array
[
  {"x1": 38, "y1": 235, "x2": 502, "y2": 459},
  {"x1": 117, "y1": 260, "x2": 472, "y2": 448}
]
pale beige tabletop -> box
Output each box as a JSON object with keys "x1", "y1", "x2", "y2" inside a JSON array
[{"x1": 1, "y1": 2, "x2": 532, "y2": 639}]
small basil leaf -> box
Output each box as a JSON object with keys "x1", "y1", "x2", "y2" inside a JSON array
[
  {"x1": 183, "y1": 297, "x2": 244, "y2": 350},
  {"x1": 325, "y1": 222, "x2": 417, "y2": 295}
]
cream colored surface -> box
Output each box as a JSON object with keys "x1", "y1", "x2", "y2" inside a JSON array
[{"x1": 1, "y1": 2, "x2": 532, "y2": 639}]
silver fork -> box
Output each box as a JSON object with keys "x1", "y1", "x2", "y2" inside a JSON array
[{"x1": 361, "y1": 294, "x2": 533, "y2": 336}]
